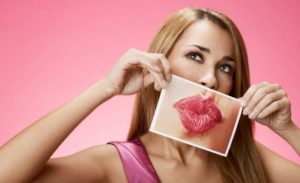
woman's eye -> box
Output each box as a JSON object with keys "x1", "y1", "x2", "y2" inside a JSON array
[
  {"x1": 219, "y1": 64, "x2": 233, "y2": 74},
  {"x1": 187, "y1": 52, "x2": 203, "y2": 62}
]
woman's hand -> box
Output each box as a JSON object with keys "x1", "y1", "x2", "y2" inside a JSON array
[
  {"x1": 240, "y1": 81, "x2": 292, "y2": 131},
  {"x1": 102, "y1": 48, "x2": 172, "y2": 96}
]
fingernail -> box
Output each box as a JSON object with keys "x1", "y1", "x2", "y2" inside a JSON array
[
  {"x1": 240, "y1": 99, "x2": 246, "y2": 107},
  {"x1": 249, "y1": 112, "x2": 256, "y2": 119},
  {"x1": 243, "y1": 108, "x2": 248, "y2": 115}
]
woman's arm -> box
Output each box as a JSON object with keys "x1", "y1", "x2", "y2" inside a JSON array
[
  {"x1": 255, "y1": 140, "x2": 300, "y2": 183},
  {"x1": 272, "y1": 120, "x2": 300, "y2": 156},
  {"x1": 241, "y1": 81, "x2": 300, "y2": 181},
  {"x1": 0, "y1": 79, "x2": 115, "y2": 182},
  {"x1": 0, "y1": 48, "x2": 172, "y2": 182},
  {"x1": 31, "y1": 144, "x2": 116, "y2": 182},
  {"x1": 240, "y1": 81, "x2": 300, "y2": 155}
]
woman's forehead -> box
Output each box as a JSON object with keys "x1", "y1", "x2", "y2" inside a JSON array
[{"x1": 176, "y1": 20, "x2": 234, "y2": 57}]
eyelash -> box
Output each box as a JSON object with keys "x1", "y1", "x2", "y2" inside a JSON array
[
  {"x1": 219, "y1": 64, "x2": 233, "y2": 74},
  {"x1": 186, "y1": 51, "x2": 234, "y2": 74},
  {"x1": 186, "y1": 51, "x2": 203, "y2": 62}
]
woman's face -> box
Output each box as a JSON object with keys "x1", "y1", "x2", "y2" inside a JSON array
[{"x1": 168, "y1": 19, "x2": 236, "y2": 95}]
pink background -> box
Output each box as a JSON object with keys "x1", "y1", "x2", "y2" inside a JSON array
[{"x1": 1, "y1": 0, "x2": 299, "y2": 164}]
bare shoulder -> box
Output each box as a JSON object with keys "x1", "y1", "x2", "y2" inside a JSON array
[
  {"x1": 255, "y1": 140, "x2": 300, "y2": 183},
  {"x1": 33, "y1": 144, "x2": 122, "y2": 182}
]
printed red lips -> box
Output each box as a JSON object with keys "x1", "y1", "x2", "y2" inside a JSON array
[{"x1": 173, "y1": 94, "x2": 222, "y2": 134}]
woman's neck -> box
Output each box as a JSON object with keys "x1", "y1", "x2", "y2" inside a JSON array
[{"x1": 140, "y1": 132, "x2": 211, "y2": 166}]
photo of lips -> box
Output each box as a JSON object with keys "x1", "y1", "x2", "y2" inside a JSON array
[
  {"x1": 149, "y1": 74, "x2": 242, "y2": 157},
  {"x1": 173, "y1": 94, "x2": 222, "y2": 134}
]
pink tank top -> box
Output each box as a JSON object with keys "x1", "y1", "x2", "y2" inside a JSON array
[{"x1": 107, "y1": 138, "x2": 160, "y2": 183}]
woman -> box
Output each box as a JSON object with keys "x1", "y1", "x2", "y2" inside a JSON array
[{"x1": 0, "y1": 7, "x2": 299, "y2": 183}]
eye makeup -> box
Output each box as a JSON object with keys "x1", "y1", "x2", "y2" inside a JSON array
[
  {"x1": 185, "y1": 51, "x2": 203, "y2": 62},
  {"x1": 183, "y1": 47, "x2": 236, "y2": 75}
]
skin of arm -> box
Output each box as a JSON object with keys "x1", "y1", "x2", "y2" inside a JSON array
[
  {"x1": 256, "y1": 140, "x2": 300, "y2": 183},
  {"x1": 0, "y1": 48, "x2": 171, "y2": 182},
  {"x1": 0, "y1": 79, "x2": 116, "y2": 182},
  {"x1": 272, "y1": 120, "x2": 300, "y2": 156},
  {"x1": 240, "y1": 81, "x2": 300, "y2": 181},
  {"x1": 31, "y1": 144, "x2": 116, "y2": 182}
]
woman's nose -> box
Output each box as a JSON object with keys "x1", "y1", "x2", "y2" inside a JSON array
[{"x1": 198, "y1": 70, "x2": 217, "y2": 90}]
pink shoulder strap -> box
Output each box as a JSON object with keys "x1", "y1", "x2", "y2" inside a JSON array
[{"x1": 107, "y1": 138, "x2": 160, "y2": 183}]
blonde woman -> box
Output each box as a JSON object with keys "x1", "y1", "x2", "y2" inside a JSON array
[{"x1": 0, "y1": 7, "x2": 299, "y2": 183}]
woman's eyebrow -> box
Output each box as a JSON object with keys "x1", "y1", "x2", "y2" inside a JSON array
[
  {"x1": 189, "y1": 44, "x2": 211, "y2": 53},
  {"x1": 187, "y1": 44, "x2": 236, "y2": 62}
]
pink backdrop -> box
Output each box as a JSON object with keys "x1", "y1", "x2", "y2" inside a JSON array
[{"x1": 1, "y1": 0, "x2": 299, "y2": 164}]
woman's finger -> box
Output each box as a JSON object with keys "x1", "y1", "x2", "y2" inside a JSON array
[
  {"x1": 241, "y1": 82, "x2": 268, "y2": 107},
  {"x1": 256, "y1": 98, "x2": 285, "y2": 119},
  {"x1": 125, "y1": 49, "x2": 164, "y2": 77},
  {"x1": 147, "y1": 67, "x2": 166, "y2": 88},
  {"x1": 154, "y1": 81, "x2": 161, "y2": 91},
  {"x1": 143, "y1": 70, "x2": 163, "y2": 90},
  {"x1": 145, "y1": 57, "x2": 167, "y2": 87},
  {"x1": 143, "y1": 64, "x2": 166, "y2": 88},
  {"x1": 248, "y1": 89, "x2": 286, "y2": 119},
  {"x1": 123, "y1": 49, "x2": 167, "y2": 89},
  {"x1": 136, "y1": 56, "x2": 166, "y2": 88},
  {"x1": 243, "y1": 83, "x2": 280, "y2": 115},
  {"x1": 157, "y1": 54, "x2": 172, "y2": 82},
  {"x1": 142, "y1": 69, "x2": 154, "y2": 88},
  {"x1": 150, "y1": 53, "x2": 167, "y2": 79}
]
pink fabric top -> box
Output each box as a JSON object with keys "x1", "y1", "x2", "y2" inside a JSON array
[{"x1": 107, "y1": 138, "x2": 160, "y2": 183}]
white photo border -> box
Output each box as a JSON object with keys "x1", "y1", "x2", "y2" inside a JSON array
[{"x1": 149, "y1": 74, "x2": 243, "y2": 157}]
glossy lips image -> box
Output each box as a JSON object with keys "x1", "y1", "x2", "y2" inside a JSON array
[{"x1": 173, "y1": 94, "x2": 222, "y2": 134}]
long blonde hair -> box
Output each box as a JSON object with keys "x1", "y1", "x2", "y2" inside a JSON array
[{"x1": 127, "y1": 7, "x2": 267, "y2": 183}]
